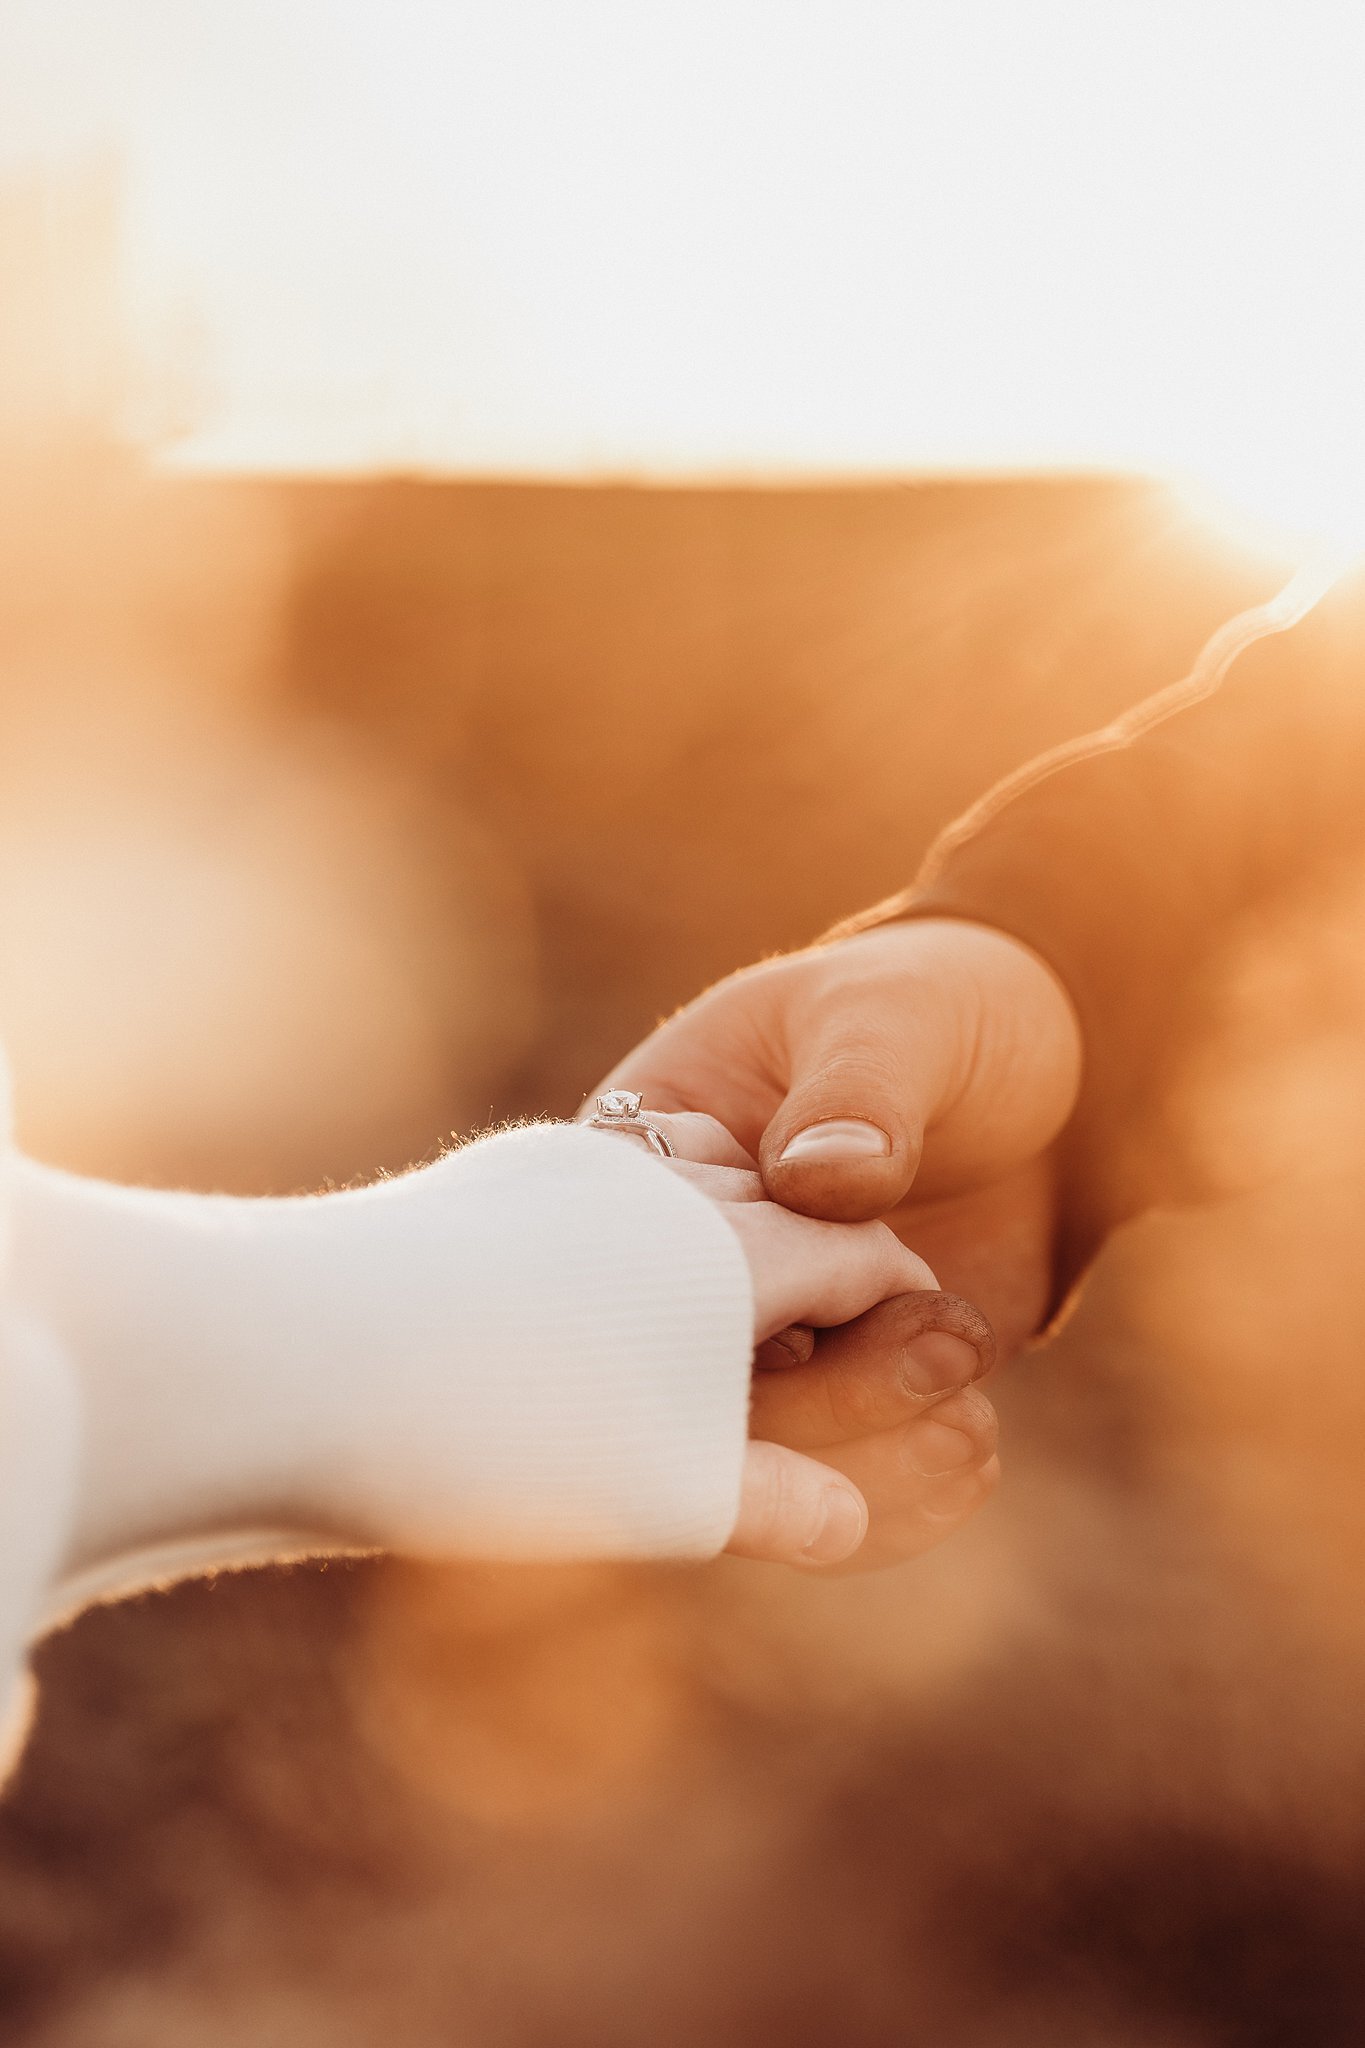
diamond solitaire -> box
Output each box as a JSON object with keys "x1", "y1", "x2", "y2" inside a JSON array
[{"x1": 587, "y1": 1091, "x2": 675, "y2": 1156}]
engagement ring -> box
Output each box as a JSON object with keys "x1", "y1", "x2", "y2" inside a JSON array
[{"x1": 588, "y1": 1090, "x2": 676, "y2": 1157}]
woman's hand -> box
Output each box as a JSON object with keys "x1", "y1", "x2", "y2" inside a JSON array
[{"x1": 611, "y1": 1109, "x2": 999, "y2": 1574}]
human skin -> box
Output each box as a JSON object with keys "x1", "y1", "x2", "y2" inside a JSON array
[
  {"x1": 632, "y1": 1110, "x2": 998, "y2": 1573},
  {"x1": 593, "y1": 920, "x2": 1084, "y2": 1572}
]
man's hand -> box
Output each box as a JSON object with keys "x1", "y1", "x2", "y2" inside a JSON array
[
  {"x1": 591, "y1": 919, "x2": 1083, "y2": 1569},
  {"x1": 622, "y1": 1109, "x2": 999, "y2": 1573}
]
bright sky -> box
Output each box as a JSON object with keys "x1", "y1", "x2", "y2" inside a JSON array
[{"x1": 5, "y1": 1, "x2": 1365, "y2": 535}]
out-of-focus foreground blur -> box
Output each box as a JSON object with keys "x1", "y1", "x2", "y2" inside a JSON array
[{"x1": 8, "y1": 32, "x2": 1365, "y2": 2048}]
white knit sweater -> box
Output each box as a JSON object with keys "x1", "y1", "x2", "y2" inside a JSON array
[{"x1": 0, "y1": 1055, "x2": 754, "y2": 1760}]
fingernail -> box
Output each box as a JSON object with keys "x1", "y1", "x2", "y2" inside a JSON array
[
  {"x1": 800, "y1": 1486, "x2": 867, "y2": 1565},
  {"x1": 901, "y1": 1416, "x2": 977, "y2": 1477},
  {"x1": 765, "y1": 1324, "x2": 817, "y2": 1368},
  {"x1": 777, "y1": 1119, "x2": 892, "y2": 1165},
  {"x1": 920, "y1": 1467, "x2": 992, "y2": 1522},
  {"x1": 898, "y1": 1331, "x2": 982, "y2": 1398}
]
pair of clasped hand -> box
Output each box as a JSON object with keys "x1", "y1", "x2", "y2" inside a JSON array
[{"x1": 588, "y1": 919, "x2": 1083, "y2": 1572}]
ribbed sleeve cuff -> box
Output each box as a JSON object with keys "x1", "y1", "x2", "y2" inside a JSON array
[
  {"x1": 7, "y1": 1117, "x2": 756, "y2": 1606},
  {"x1": 306, "y1": 1123, "x2": 756, "y2": 1560}
]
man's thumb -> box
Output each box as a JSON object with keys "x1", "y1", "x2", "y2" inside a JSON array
[{"x1": 759, "y1": 1038, "x2": 925, "y2": 1223}]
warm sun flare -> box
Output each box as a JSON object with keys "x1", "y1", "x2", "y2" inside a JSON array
[{"x1": 4, "y1": 1, "x2": 1365, "y2": 515}]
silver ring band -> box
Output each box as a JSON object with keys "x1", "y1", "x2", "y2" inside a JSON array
[{"x1": 588, "y1": 1090, "x2": 676, "y2": 1157}]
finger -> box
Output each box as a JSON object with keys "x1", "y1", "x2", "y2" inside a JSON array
[
  {"x1": 577, "y1": 1102, "x2": 756, "y2": 1170},
  {"x1": 591, "y1": 991, "x2": 777, "y2": 1155},
  {"x1": 758, "y1": 937, "x2": 967, "y2": 1224},
  {"x1": 829, "y1": 1385, "x2": 1001, "y2": 1496},
  {"x1": 836, "y1": 1454, "x2": 1002, "y2": 1574},
  {"x1": 754, "y1": 1324, "x2": 817, "y2": 1372},
  {"x1": 753, "y1": 1388, "x2": 997, "y2": 1571},
  {"x1": 658, "y1": 1158, "x2": 766, "y2": 1203},
  {"x1": 726, "y1": 1441, "x2": 868, "y2": 1568},
  {"x1": 773, "y1": 1388, "x2": 1000, "y2": 1576},
  {"x1": 726, "y1": 1207, "x2": 938, "y2": 1341},
  {"x1": 750, "y1": 1292, "x2": 995, "y2": 1449},
  {"x1": 641, "y1": 1110, "x2": 757, "y2": 1169}
]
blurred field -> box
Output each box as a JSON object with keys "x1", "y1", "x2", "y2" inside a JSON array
[{"x1": 4, "y1": 462, "x2": 1365, "y2": 2046}]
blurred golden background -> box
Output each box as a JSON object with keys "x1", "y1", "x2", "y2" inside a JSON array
[
  {"x1": 11, "y1": 346, "x2": 1365, "y2": 2048},
  {"x1": 6, "y1": 17, "x2": 1365, "y2": 2044}
]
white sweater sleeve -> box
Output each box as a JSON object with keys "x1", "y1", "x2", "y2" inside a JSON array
[{"x1": 0, "y1": 1091, "x2": 755, "y2": 1753}]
